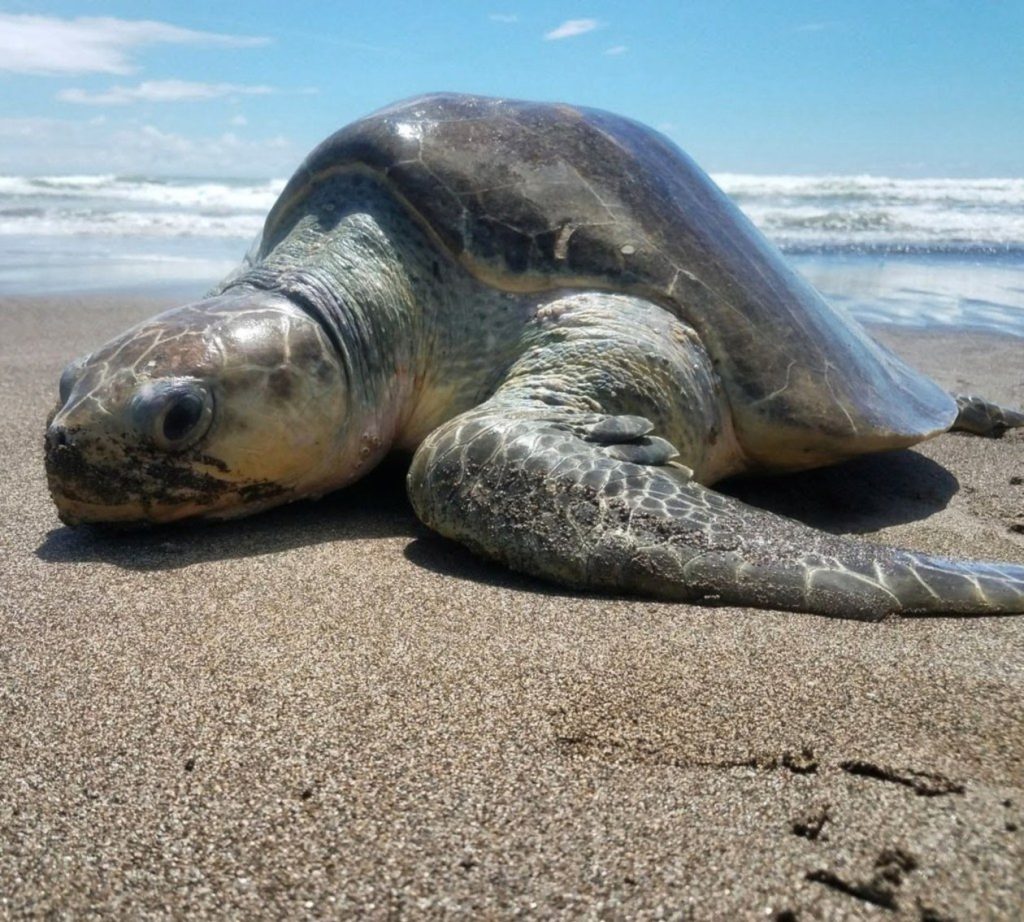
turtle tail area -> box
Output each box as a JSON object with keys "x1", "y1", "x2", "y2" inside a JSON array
[{"x1": 408, "y1": 407, "x2": 1024, "y2": 621}]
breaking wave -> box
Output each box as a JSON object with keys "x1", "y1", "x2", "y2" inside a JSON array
[
  {"x1": 715, "y1": 173, "x2": 1024, "y2": 254},
  {"x1": 0, "y1": 174, "x2": 284, "y2": 241},
  {"x1": 1, "y1": 172, "x2": 1023, "y2": 334},
  {"x1": 0, "y1": 172, "x2": 1022, "y2": 255}
]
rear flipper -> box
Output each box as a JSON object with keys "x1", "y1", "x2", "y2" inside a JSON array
[
  {"x1": 408, "y1": 406, "x2": 1024, "y2": 621},
  {"x1": 952, "y1": 394, "x2": 1024, "y2": 437}
]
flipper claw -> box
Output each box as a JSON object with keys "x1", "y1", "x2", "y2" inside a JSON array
[
  {"x1": 605, "y1": 436, "x2": 679, "y2": 465},
  {"x1": 583, "y1": 414, "x2": 655, "y2": 444}
]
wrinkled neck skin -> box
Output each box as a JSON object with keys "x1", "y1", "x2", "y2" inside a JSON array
[
  {"x1": 225, "y1": 227, "x2": 418, "y2": 488},
  {"x1": 221, "y1": 171, "x2": 530, "y2": 470}
]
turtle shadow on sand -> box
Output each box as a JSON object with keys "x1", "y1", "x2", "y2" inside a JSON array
[
  {"x1": 717, "y1": 448, "x2": 960, "y2": 535},
  {"x1": 34, "y1": 458, "x2": 417, "y2": 572},
  {"x1": 36, "y1": 448, "x2": 958, "y2": 582}
]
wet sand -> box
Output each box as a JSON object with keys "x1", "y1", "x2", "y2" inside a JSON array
[{"x1": 2, "y1": 294, "x2": 1022, "y2": 918}]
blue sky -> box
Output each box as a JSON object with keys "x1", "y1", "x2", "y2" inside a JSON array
[{"x1": 1, "y1": 1, "x2": 1022, "y2": 178}]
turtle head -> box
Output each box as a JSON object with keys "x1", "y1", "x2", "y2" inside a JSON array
[{"x1": 45, "y1": 289, "x2": 357, "y2": 525}]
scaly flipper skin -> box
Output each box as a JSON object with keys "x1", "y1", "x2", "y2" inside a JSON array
[
  {"x1": 407, "y1": 291, "x2": 1024, "y2": 621},
  {"x1": 408, "y1": 405, "x2": 1024, "y2": 620},
  {"x1": 952, "y1": 394, "x2": 1024, "y2": 437}
]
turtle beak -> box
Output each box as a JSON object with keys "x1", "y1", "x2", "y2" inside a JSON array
[
  {"x1": 43, "y1": 416, "x2": 143, "y2": 525},
  {"x1": 44, "y1": 421, "x2": 98, "y2": 524}
]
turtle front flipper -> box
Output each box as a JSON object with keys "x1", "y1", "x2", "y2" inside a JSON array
[
  {"x1": 407, "y1": 406, "x2": 1024, "y2": 620},
  {"x1": 951, "y1": 394, "x2": 1024, "y2": 437}
]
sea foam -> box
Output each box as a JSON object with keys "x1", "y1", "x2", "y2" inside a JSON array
[
  {"x1": 1, "y1": 172, "x2": 1022, "y2": 254},
  {"x1": 715, "y1": 174, "x2": 1024, "y2": 253},
  {"x1": 1, "y1": 172, "x2": 1023, "y2": 332}
]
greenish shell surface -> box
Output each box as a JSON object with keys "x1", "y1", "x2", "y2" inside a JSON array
[{"x1": 261, "y1": 93, "x2": 955, "y2": 464}]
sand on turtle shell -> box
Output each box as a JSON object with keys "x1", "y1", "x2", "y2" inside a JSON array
[{"x1": 1, "y1": 294, "x2": 1022, "y2": 918}]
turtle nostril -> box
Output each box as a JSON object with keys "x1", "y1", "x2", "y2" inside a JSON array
[{"x1": 46, "y1": 425, "x2": 70, "y2": 452}]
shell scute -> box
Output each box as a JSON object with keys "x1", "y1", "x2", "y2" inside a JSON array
[{"x1": 262, "y1": 93, "x2": 956, "y2": 460}]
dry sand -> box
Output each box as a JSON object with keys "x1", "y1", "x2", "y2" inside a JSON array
[{"x1": 1, "y1": 294, "x2": 1022, "y2": 919}]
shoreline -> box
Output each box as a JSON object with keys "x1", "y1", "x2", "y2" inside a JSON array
[
  {"x1": 3, "y1": 246, "x2": 1024, "y2": 337},
  {"x1": 2, "y1": 293, "x2": 1022, "y2": 917}
]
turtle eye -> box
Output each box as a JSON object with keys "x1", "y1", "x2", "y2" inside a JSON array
[
  {"x1": 161, "y1": 393, "x2": 207, "y2": 445},
  {"x1": 131, "y1": 379, "x2": 214, "y2": 452}
]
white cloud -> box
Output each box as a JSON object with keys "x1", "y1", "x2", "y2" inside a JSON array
[
  {"x1": 489, "y1": 13, "x2": 518, "y2": 23},
  {"x1": 0, "y1": 116, "x2": 296, "y2": 176},
  {"x1": 604, "y1": 45, "x2": 628, "y2": 56},
  {"x1": 230, "y1": 114, "x2": 249, "y2": 127},
  {"x1": 0, "y1": 14, "x2": 267, "y2": 76},
  {"x1": 544, "y1": 19, "x2": 600, "y2": 41},
  {"x1": 58, "y1": 80, "x2": 274, "y2": 105}
]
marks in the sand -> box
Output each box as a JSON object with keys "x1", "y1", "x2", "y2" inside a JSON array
[
  {"x1": 839, "y1": 759, "x2": 965, "y2": 797},
  {"x1": 1010, "y1": 477, "x2": 1024, "y2": 533},
  {"x1": 806, "y1": 852, "x2": 955, "y2": 919},
  {"x1": 552, "y1": 732, "x2": 968, "y2": 804},
  {"x1": 553, "y1": 732, "x2": 820, "y2": 777},
  {"x1": 806, "y1": 847, "x2": 918, "y2": 911},
  {"x1": 552, "y1": 729, "x2": 983, "y2": 916},
  {"x1": 790, "y1": 804, "x2": 830, "y2": 841},
  {"x1": 553, "y1": 730, "x2": 966, "y2": 811},
  {"x1": 1003, "y1": 797, "x2": 1019, "y2": 832},
  {"x1": 770, "y1": 747, "x2": 819, "y2": 775},
  {"x1": 792, "y1": 762, "x2": 968, "y2": 917},
  {"x1": 999, "y1": 475, "x2": 1024, "y2": 532}
]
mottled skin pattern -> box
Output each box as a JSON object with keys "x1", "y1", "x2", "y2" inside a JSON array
[
  {"x1": 45, "y1": 93, "x2": 1024, "y2": 619},
  {"x1": 46, "y1": 291, "x2": 349, "y2": 523}
]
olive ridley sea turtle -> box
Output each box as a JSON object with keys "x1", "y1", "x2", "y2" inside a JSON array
[{"x1": 44, "y1": 93, "x2": 1024, "y2": 620}]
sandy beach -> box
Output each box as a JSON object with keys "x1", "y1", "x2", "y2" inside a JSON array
[{"x1": 2, "y1": 294, "x2": 1022, "y2": 918}]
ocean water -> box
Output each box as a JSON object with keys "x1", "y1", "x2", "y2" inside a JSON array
[{"x1": 1, "y1": 172, "x2": 1022, "y2": 335}]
